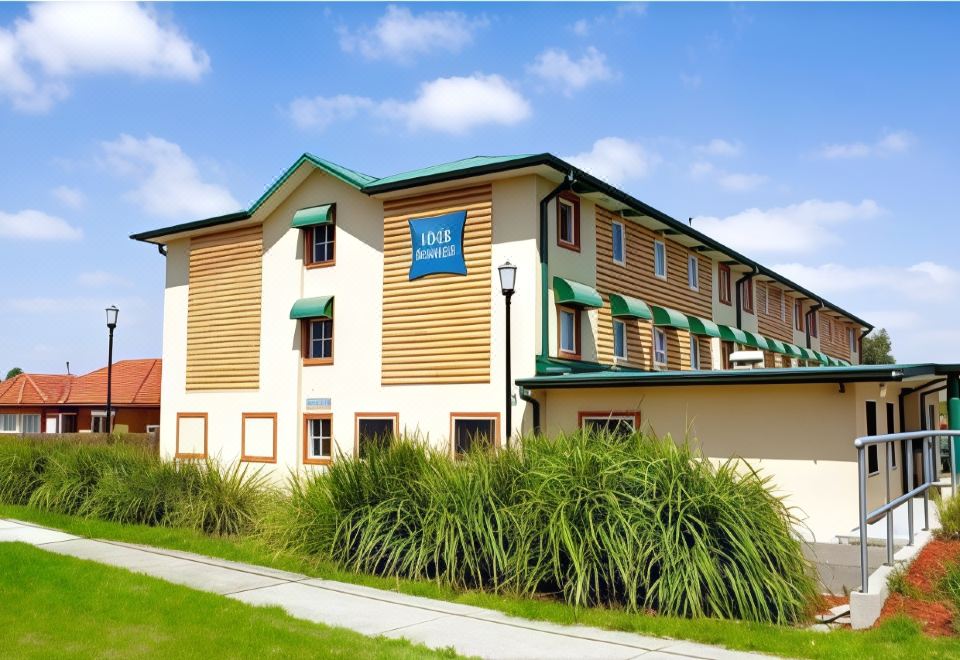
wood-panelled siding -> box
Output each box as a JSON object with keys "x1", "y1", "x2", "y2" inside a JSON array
[
  {"x1": 595, "y1": 207, "x2": 712, "y2": 370},
  {"x1": 186, "y1": 226, "x2": 262, "y2": 390},
  {"x1": 819, "y1": 314, "x2": 854, "y2": 360},
  {"x1": 381, "y1": 184, "x2": 492, "y2": 385}
]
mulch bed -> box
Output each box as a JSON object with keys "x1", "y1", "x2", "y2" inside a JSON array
[{"x1": 877, "y1": 538, "x2": 960, "y2": 636}]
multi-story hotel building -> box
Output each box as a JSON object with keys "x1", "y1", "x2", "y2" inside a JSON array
[{"x1": 132, "y1": 153, "x2": 956, "y2": 541}]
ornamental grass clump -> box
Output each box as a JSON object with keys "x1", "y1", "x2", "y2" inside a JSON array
[
  {"x1": 84, "y1": 451, "x2": 190, "y2": 525},
  {"x1": 0, "y1": 440, "x2": 46, "y2": 505},
  {"x1": 168, "y1": 459, "x2": 272, "y2": 536}
]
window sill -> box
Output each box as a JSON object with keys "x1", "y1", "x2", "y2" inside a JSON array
[
  {"x1": 654, "y1": 273, "x2": 667, "y2": 281},
  {"x1": 240, "y1": 455, "x2": 277, "y2": 464},
  {"x1": 304, "y1": 457, "x2": 332, "y2": 466},
  {"x1": 558, "y1": 350, "x2": 581, "y2": 360},
  {"x1": 557, "y1": 240, "x2": 581, "y2": 253},
  {"x1": 303, "y1": 358, "x2": 334, "y2": 366},
  {"x1": 613, "y1": 258, "x2": 626, "y2": 267},
  {"x1": 306, "y1": 260, "x2": 335, "y2": 270}
]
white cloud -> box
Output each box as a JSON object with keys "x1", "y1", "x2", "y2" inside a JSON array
[
  {"x1": 77, "y1": 271, "x2": 132, "y2": 289},
  {"x1": 817, "y1": 130, "x2": 916, "y2": 159},
  {"x1": 0, "y1": 3, "x2": 209, "y2": 112},
  {"x1": 288, "y1": 94, "x2": 374, "y2": 131},
  {"x1": 564, "y1": 137, "x2": 659, "y2": 186},
  {"x1": 0, "y1": 209, "x2": 82, "y2": 240},
  {"x1": 101, "y1": 135, "x2": 239, "y2": 219},
  {"x1": 694, "y1": 199, "x2": 882, "y2": 255},
  {"x1": 697, "y1": 138, "x2": 742, "y2": 157},
  {"x1": 772, "y1": 262, "x2": 960, "y2": 304},
  {"x1": 717, "y1": 172, "x2": 768, "y2": 192},
  {"x1": 569, "y1": 4, "x2": 647, "y2": 36},
  {"x1": 381, "y1": 74, "x2": 531, "y2": 134},
  {"x1": 339, "y1": 5, "x2": 486, "y2": 61},
  {"x1": 51, "y1": 185, "x2": 85, "y2": 209},
  {"x1": 528, "y1": 47, "x2": 615, "y2": 96}
]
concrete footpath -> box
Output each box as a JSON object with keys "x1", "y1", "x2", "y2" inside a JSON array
[{"x1": 1, "y1": 518, "x2": 775, "y2": 659}]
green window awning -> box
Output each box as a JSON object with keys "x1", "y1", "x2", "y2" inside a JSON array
[
  {"x1": 718, "y1": 324, "x2": 749, "y2": 345},
  {"x1": 812, "y1": 350, "x2": 830, "y2": 365},
  {"x1": 291, "y1": 204, "x2": 334, "y2": 229},
  {"x1": 687, "y1": 315, "x2": 722, "y2": 338},
  {"x1": 651, "y1": 305, "x2": 690, "y2": 330},
  {"x1": 837, "y1": 358, "x2": 852, "y2": 367},
  {"x1": 742, "y1": 331, "x2": 767, "y2": 350},
  {"x1": 553, "y1": 277, "x2": 602, "y2": 309},
  {"x1": 290, "y1": 296, "x2": 334, "y2": 319},
  {"x1": 764, "y1": 337, "x2": 788, "y2": 355},
  {"x1": 782, "y1": 343, "x2": 804, "y2": 359},
  {"x1": 609, "y1": 293, "x2": 652, "y2": 320},
  {"x1": 798, "y1": 347, "x2": 817, "y2": 361}
]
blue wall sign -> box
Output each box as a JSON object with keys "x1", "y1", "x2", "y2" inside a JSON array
[{"x1": 408, "y1": 210, "x2": 467, "y2": 280}]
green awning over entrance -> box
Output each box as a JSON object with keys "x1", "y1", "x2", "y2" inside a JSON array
[
  {"x1": 609, "y1": 293, "x2": 653, "y2": 320},
  {"x1": 291, "y1": 204, "x2": 334, "y2": 229},
  {"x1": 718, "y1": 324, "x2": 749, "y2": 345},
  {"x1": 687, "y1": 315, "x2": 722, "y2": 338},
  {"x1": 290, "y1": 296, "x2": 334, "y2": 319},
  {"x1": 553, "y1": 277, "x2": 603, "y2": 309},
  {"x1": 651, "y1": 305, "x2": 690, "y2": 330},
  {"x1": 742, "y1": 331, "x2": 766, "y2": 350}
]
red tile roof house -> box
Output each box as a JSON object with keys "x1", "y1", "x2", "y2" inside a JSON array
[{"x1": 0, "y1": 359, "x2": 161, "y2": 434}]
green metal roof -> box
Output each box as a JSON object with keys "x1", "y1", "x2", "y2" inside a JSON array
[
  {"x1": 368, "y1": 155, "x2": 535, "y2": 188},
  {"x1": 687, "y1": 315, "x2": 722, "y2": 338},
  {"x1": 289, "y1": 296, "x2": 334, "y2": 320},
  {"x1": 517, "y1": 363, "x2": 959, "y2": 390},
  {"x1": 651, "y1": 305, "x2": 690, "y2": 330},
  {"x1": 718, "y1": 324, "x2": 749, "y2": 345},
  {"x1": 553, "y1": 276, "x2": 602, "y2": 309},
  {"x1": 535, "y1": 355, "x2": 645, "y2": 376},
  {"x1": 609, "y1": 293, "x2": 652, "y2": 320},
  {"x1": 291, "y1": 204, "x2": 334, "y2": 229}
]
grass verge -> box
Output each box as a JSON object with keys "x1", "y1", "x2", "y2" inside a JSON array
[
  {"x1": 0, "y1": 541, "x2": 455, "y2": 659},
  {"x1": 6, "y1": 505, "x2": 960, "y2": 659}
]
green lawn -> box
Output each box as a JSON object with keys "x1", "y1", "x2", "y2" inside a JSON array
[
  {"x1": 5, "y1": 504, "x2": 960, "y2": 659},
  {"x1": 0, "y1": 541, "x2": 456, "y2": 659}
]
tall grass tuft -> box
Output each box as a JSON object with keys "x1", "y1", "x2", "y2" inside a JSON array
[
  {"x1": 935, "y1": 492, "x2": 960, "y2": 540},
  {"x1": 84, "y1": 452, "x2": 190, "y2": 525},
  {"x1": 168, "y1": 460, "x2": 271, "y2": 536},
  {"x1": 0, "y1": 440, "x2": 47, "y2": 505},
  {"x1": 27, "y1": 444, "x2": 128, "y2": 514}
]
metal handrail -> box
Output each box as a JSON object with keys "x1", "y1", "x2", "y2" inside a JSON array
[{"x1": 856, "y1": 429, "x2": 959, "y2": 592}]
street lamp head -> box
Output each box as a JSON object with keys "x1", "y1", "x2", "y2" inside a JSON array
[
  {"x1": 105, "y1": 305, "x2": 119, "y2": 328},
  {"x1": 498, "y1": 261, "x2": 517, "y2": 296}
]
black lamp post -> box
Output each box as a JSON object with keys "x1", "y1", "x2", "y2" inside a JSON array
[
  {"x1": 105, "y1": 306, "x2": 119, "y2": 434},
  {"x1": 498, "y1": 262, "x2": 517, "y2": 448}
]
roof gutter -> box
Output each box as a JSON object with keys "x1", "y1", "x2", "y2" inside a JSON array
[{"x1": 538, "y1": 174, "x2": 574, "y2": 360}]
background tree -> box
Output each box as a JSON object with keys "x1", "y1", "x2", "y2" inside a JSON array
[
  {"x1": 861, "y1": 329, "x2": 895, "y2": 364},
  {"x1": 4, "y1": 367, "x2": 23, "y2": 381}
]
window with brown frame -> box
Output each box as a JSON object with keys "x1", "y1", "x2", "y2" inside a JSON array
[
  {"x1": 304, "y1": 216, "x2": 336, "y2": 268},
  {"x1": 795, "y1": 300, "x2": 804, "y2": 331},
  {"x1": 556, "y1": 192, "x2": 580, "y2": 251},
  {"x1": 578, "y1": 411, "x2": 642, "y2": 438},
  {"x1": 557, "y1": 306, "x2": 581, "y2": 359},
  {"x1": 450, "y1": 413, "x2": 500, "y2": 455},
  {"x1": 301, "y1": 318, "x2": 333, "y2": 365},
  {"x1": 718, "y1": 264, "x2": 732, "y2": 305},
  {"x1": 355, "y1": 413, "x2": 399, "y2": 459},
  {"x1": 809, "y1": 309, "x2": 819, "y2": 338},
  {"x1": 740, "y1": 278, "x2": 754, "y2": 314},
  {"x1": 303, "y1": 413, "x2": 333, "y2": 465},
  {"x1": 721, "y1": 340, "x2": 734, "y2": 370}
]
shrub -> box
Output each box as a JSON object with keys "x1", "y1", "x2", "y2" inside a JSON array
[
  {"x1": 935, "y1": 492, "x2": 960, "y2": 540},
  {"x1": 167, "y1": 460, "x2": 271, "y2": 536},
  {"x1": 0, "y1": 440, "x2": 47, "y2": 505},
  {"x1": 27, "y1": 444, "x2": 132, "y2": 514},
  {"x1": 84, "y1": 452, "x2": 190, "y2": 525}
]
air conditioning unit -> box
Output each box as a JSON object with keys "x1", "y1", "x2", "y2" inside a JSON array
[{"x1": 730, "y1": 350, "x2": 764, "y2": 370}]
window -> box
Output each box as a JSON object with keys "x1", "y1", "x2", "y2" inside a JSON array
[
  {"x1": 721, "y1": 340, "x2": 734, "y2": 370},
  {"x1": 886, "y1": 403, "x2": 897, "y2": 469},
  {"x1": 687, "y1": 254, "x2": 699, "y2": 290},
  {"x1": 21, "y1": 414, "x2": 40, "y2": 433},
  {"x1": 558, "y1": 307, "x2": 580, "y2": 358},
  {"x1": 612, "y1": 320, "x2": 627, "y2": 360},
  {"x1": 794, "y1": 300, "x2": 804, "y2": 332},
  {"x1": 241, "y1": 413, "x2": 277, "y2": 464},
  {"x1": 356, "y1": 413, "x2": 399, "y2": 459},
  {"x1": 557, "y1": 193, "x2": 580, "y2": 251},
  {"x1": 91, "y1": 411, "x2": 115, "y2": 433},
  {"x1": 718, "y1": 264, "x2": 732, "y2": 305},
  {"x1": 849, "y1": 327, "x2": 857, "y2": 354},
  {"x1": 809, "y1": 310, "x2": 818, "y2": 338},
  {"x1": 0, "y1": 414, "x2": 17, "y2": 432},
  {"x1": 653, "y1": 241, "x2": 667, "y2": 279},
  {"x1": 689, "y1": 335, "x2": 700, "y2": 370},
  {"x1": 452, "y1": 415, "x2": 498, "y2": 455},
  {"x1": 175, "y1": 412, "x2": 207, "y2": 459},
  {"x1": 306, "y1": 223, "x2": 336, "y2": 267},
  {"x1": 303, "y1": 318, "x2": 333, "y2": 364},
  {"x1": 866, "y1": 401, "x2": 878, "y2": 476},
  {"x1": 740, "y1": 278, "x2": 754, "y2": 314},
  {"x1": 654, "y1": 328, "x2": 667, "y2": 367},
  {"x1": 579, "y1": 412, "x2": 640, "y2": 438},
  {"x1": 304, "y1": 414, "x2": 333, "y2": 465},
  {"x1": 146, "y1": 425, "x2": 160, "y2": 434},
  {"x1": 611, "y1": 221, "x2": 626, "y2": 265}
]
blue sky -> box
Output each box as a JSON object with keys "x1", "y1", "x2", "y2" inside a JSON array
[{"x1": 2, "y1": 2, "x2": 959, "y2": 375}]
